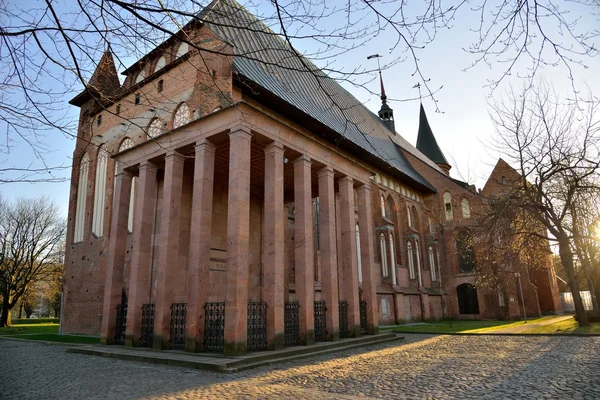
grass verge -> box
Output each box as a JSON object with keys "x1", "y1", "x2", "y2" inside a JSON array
[{"x1": 0, "y1": 323, "x2": 99, "y2": 344}]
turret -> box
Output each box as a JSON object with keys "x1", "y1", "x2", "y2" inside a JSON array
[
  {"x1": 416, "y1": 104, "x2": 451, "y2": 175},
  {"x1": 378, "y1": 72, "x2": 395, "y2": 133}
]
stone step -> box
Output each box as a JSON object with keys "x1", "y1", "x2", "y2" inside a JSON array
[{"x1": 66, "y1": 332, "x2": 403, "y2": 373}]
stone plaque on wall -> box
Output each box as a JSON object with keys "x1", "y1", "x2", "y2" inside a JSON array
[{"x1": 209, "y1": 248, "x2": 227, "y2": 271}]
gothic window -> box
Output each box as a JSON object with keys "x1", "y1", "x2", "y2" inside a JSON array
[
  {"x1": 356, "y1": 223, "x2": 362, "y2": 283},
  {"x1": 380, "y1": 194, "x2": 386, "y2": 218},
  {"x1": 313, "y1": 197, "x2": 320, "y2": 251},
  {"x1": 92, "y1": 145, "x2": 109, "y2": 236},
  {"x1": 407, "y1": 241, "x2": 415, "y2": 280},
  {"x1": 444, "y1": 192, "x2": 453, "y2": 221},
  {"x1": 381, "y1": 298, "x2": 389, "y2": 315},
  {"x1": 461, "y1": 198, "x2": 471, "y2": 219},
  {"x1": 380, "y1": 233, "x2": 388, "y2": 277},
  {"x1": 386, "y1": 195, "x2": 394, "y2": 218},
  {"x1": 117, "y1": 138, "x2": 135, "y2": 232},
  {"x1": 389, "y1": 233, "x2": 397, "y2": 285},
  {"x1": 457, "y1": 283, "x2": 480, "y2": 314},
  {"x1": 176, "y1": 42, "x2": 189, "y2": 59},
  {"x1": 428, "y1": 246, "x2": 437, "y2": 281},
  {"x1": 415, "y1": 240, "x2": 423, "y2": 286},
  {"x1": 154, "y1": 56, "x2": 166, "y2": 73},
  {"x1": 135, "y1": 69, "x2": 145, "y2": 84},
  {"x1": 74, "y1": 153, "x2": 89, "y2": 243},
  {"x1": 498, "y1": 291, "x2": 506, "y2": 307},
  {"x1": 428, "y1": 216, "x2": 433, "y2": 233},
  {"x1": 147, "y1": 118, "x2": 165, "y2": 138},
  {"x1": 173, "y1": 103, "x2": 191, "y2": 129},
  {"x1": 456, "y1": 231, "x2": 475, "y2": 273}
]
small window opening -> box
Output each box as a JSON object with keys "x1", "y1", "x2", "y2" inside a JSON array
[
  {"x1": 501, "y1": 176, "x2": 506, "y2": 185},
  {"x1": 158, "y1": 79, "x2": 164, "y2": 92},
  {"x1": 116, "y1": 104, "x2": 121, "y2": 115},
  {"x1": 135, "y1": 93, "x2": 140, "y2": 105},
  {"x1": 97, "y1": 114, "x2": 102, "y2": 126}
]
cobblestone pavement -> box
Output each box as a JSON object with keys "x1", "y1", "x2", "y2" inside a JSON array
[{"x1": 2, "y1": 334, "x2": 599, "y2": 399}]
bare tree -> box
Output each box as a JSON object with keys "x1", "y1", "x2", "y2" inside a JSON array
[
  {"x1": 487, "y1": 82, "x2": 600, "y2": 326},
  {"x1": 0, "y1": 196, "x2": 66, "y2": 327},
  {"x1": 0, "y1": 0, "x2": 598, "y2": 183}
]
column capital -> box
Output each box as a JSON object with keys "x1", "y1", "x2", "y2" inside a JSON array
[
  {"x1": 338, "y1": 175, "x2": 354, "y2": 187},
  {"x1": 317, "y1": 165, "x2": 334, "y2": 178},
  {"x1": 293, "y1": 154, "x2": 311, "y2": 166},
  {"x1": 229, "y1": 126, "x2": 252, "y2": 140},
  {"x1": 194, "y1": 138, "x2": 217, "y2": 154},
  {"x1": 114, "y1": 167, "x2": 134, "y2": 178},
  {"x1": 357, "y1": 181, "x2": 372, "y2": 193},
  {"x1": 164, "y1": 151, "x2": 185, "y2": 162},
  {"x1": 264, "y1": 141, "x2": 284, "y2": 156},
  {"x1": 138, "y1": 160, "x2": 158, "y2": 173}
]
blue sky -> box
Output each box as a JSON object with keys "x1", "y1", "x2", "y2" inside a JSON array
[{"x1": 2, "y1": 0, "x2": 598, "y2": 218}]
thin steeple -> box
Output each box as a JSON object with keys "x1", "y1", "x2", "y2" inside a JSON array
[
  {"x1": 87, "y1": 49, "x2": 121, "y2": 99},
  {"x1": 378, "y1": 71, "x2": 395, "y2": 133},
  {"x1": 416, "y1": 103, "x2": 451, "y2": 174}
]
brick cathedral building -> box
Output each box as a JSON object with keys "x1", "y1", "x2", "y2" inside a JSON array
[{"x1": 63, "y1": 0, "x2": 560, "y2": 354}]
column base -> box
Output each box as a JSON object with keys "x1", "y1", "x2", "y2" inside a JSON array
[
  {"x1": 267, "y1": 333, "x2": 285, "y2": 350},
  {"x1": 152, "y1": 334, "x2": 169, "y2": 350},
  {"x1": 367, "y1": 325, "x2": 379, "y2": 335},
  {"x1": 224, "y1": 340, "x2": 247, "y2": 356},
  {"x1": 185, "y1": 337, "x2": 204, "y2": 353},
  {"x1": 300, "y1": 330, "x2": 315, "y2": 346},
  {"x1": 124, "y1": 334, "x2": 138, "y2": 347},
  {"x1": 100, "y1": 336, "x2": 113, "y2": 345},
  {"x1": 327, "y1": 330, "x2": 340, "y2": 341},
  {"x1": 351, "y1": 324, "x2": 361, "y2": 338}
]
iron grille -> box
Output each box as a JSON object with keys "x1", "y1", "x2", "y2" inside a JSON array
[
  {"x1": 247, "y1": 301, "x2": 268, "y2": 352},
  {"x1": 284, "y1": 301, "x2": 300, "y2": 346},
  {"x1": 203, "y1": 302, "x2": 225, "y2": 353},
  {"x1": 169, "y1": 302, "x2": 187, "y2": 350},
  {"x1": 314, "y1": 300, "x2": 327, "y2": 342},
  {"x1": 360, "y1": 300, "x2": 368, "y2": 335},
  {"x1": 140, "y1": 303, "x2": 155, "y2": 348},
  {"x1": 339, "y1": 300, "x2": 349, "y2": 338},
  {"x1": 114, "y1": 290, "x2": 128, "y2": 345}
]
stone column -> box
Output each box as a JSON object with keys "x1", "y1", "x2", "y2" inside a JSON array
[
  {"x1": 263, "y1": 142, "x2": 285, "y2": 349},
  {"x1": 338, "y1": 176, "x2": 360, "y2": 337},
  {"x1": 100, "y1": 169, "x2": 133, "y2": 344},
  {"x1": 294, "y1": 155, "x2": 315, "y2": 345},
  {"x1": 318, "y1": 166, "x2": 339, "y2": 341},
  {"x1": 153, "y1": 152, "x2": 185, "y2": 349},
  {"x1": 357, "y1": 182, "x2": 379, "y2": 334},
  {"x1": 125, "y1": 161, "x2": 158, "y2": 347},
  {"x1": 185, "y1": 139, "x2": 216, "y2": 352},
  {"x1": 224, "y1": 127, "x2": 252, "y2": 355}
]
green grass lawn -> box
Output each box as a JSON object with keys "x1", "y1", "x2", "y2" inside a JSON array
[{"x1": 0, "y1": 323, "x2": 99, "y2": 344}]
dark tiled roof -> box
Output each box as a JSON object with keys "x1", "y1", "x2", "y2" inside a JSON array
[
  {"x1": 200, "y1": 0, "x2": 435, "y2": 192},
  {"x1": 70, "y1": 51, "x2": 121, "y2": 106},
  {"x1": 416, "y1": 103, "x2": 450, "y2": 166}
]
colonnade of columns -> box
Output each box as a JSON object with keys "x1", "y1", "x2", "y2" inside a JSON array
[{"x1": 100, "y1": 126, "x2": 379, "y2": 355}]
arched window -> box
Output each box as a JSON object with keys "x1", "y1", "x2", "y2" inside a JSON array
[
  {"x1": 385, "y1": 195, "x2": 394, "y2": 218},
  {"x1": 428, "y1": 246, "x2": 437, "y2": 281},
  {"x1": 147, "y1": 118, "x2": 165, "y2": 138},
  {"x1": 173, "y1": 103, "x2": 191, "y2": 129},
  {"x1": 380, "y1": 194, "x2": 386, "y2": 218},
  {"x1": 457, "y1": 283, "x2": 480, "y2": 314},
  {"x1": 498, "y1": 291, "x2": 506, "y2": 307},
  {"x1": 389, "y1": 233, "x2": 397, "y2": 285},
  {"x1": 407, "y1": 241, "x2": 415, "y2": 280},
  {"x1": 461, "y1": 198, "x2": 471, "y2": 219},
  {"x1": 456, "y1": 231, "x2": 475, "y2": 273},
  {"x1": 154, "y1": 56, "x2": 166, "y2": 73},
  {"x1": 135, "y1": 69, "x2": 145, "y2": 84},
  {"x1": 117, "y1": 138, "x2": 135, "y2": 232},
  {"x1": 356, "y1": 223, "x2": 362, "y2": 284},
  {"x1": 415, "y1": 240, "x2": 423, "y2": 287},
  {"x1": 407, "y1": 206, "x2": 413, "y2": 227},
  {"x1": 380, "y1": 233, "x2": 388, "y2": 277},
  {"x1": 176, "y1": 42, "x2": 189, "y2": 59},
  {"x1": 444, "y1": 192, "x2": 453, "y2": 221},
  {"x1": 92, "y1": 145, "x2": 109, "y2": 236},
  {"x1": 411, "y1": 205, "x2": 419, "y2": 230},
  {"x1": 74, "y1": 153, "x2": 89, "y2": 243}
]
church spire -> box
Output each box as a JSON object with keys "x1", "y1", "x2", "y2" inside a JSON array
[
  {"x1": 416, "y1": 103, "x2": 451, "y2": 175},
  {"x1": 377, "y1": 71, "x2": 395, "y2": 133}
]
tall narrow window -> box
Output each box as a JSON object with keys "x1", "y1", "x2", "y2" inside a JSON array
[
  {"x1": 173, "y1": 103, "x2": 190, "y2": 129},
  {"x1": 356, "y1": 223, "x2": 362, "y2": 284},
  {"x1": 389, "y1": 233, "x2": 397, "y2": 285},
  {"x1": 116, "y1": 138, "x2": 135, "y2": 232},
  {"x1": 461, "y1": 198, "x2": 471, "y2": 219},
  {"x1": 428, "y1": 246, "x2": 437, "y2": 281},
  {"x1": 92, "y1": 145, "x2": 109, "y2": 236},
  {"x1": 380, "y1": 233, "x2": 388, "y2": 277},
  {"x1": 407, "y1": 206, "x2": 413, "y2": 227},
  {"x1": 385, "y1": 195, "x2": 393, "y2": 218},
  {"x1": 157, "y1": 79, "x2": 164, "y2": 92},
  {"x1": 407, "y1": 241, "x2": 415, "y2": 280},
  {"x1": 457, "y1": 231, "x2": 475, "y2": 273},
  {"x1": 444, "y1": 192, "x2": 453, "y2": 221},
  {"x1": 97, "y1": 114, "x2": 102, "y2": 127},
  {"x1": 498, "y1": 291, "x2": 506, "y2": 307},
  {"x1": 74, "y1": 153, "x2": 89, "y2": 243},
  {"x1": 380, "y1": 194, "x2": 386, "y2": 218},
  {"x1": 415, "y1": 240, "x2": 423, "y2": 287},
  {"x1": 313, "y1": 198, "x2": 320, "y2": 251}
]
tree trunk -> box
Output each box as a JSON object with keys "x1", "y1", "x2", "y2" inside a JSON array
[
  {"x1": 559, "y1": 239, "x2": 589, "y2": 326},
  {"x1": 574, "y1": 240, "x2": 599, "y2": 313},
  {"x1": 0, "y1": 295, "x2": 12, "y2": 327}
]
